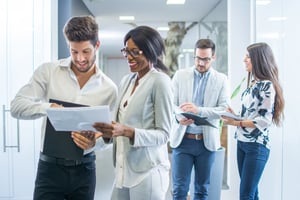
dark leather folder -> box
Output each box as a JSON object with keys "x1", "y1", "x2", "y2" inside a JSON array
[
  {"x1": 181, "y1": 112, "x2": 217, "y2": 128},
  {"x1": 43, "y1": 99, "x2": 87, "y2": 160}
]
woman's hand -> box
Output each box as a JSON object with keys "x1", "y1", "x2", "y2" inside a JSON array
[
  {"x1": 221, "y1": 116, "x2": 237, "y2": 126},
  {"x1": 93, "y1": 122, "x2": 114, "y2": 139},
  {"x1": 111, "y1": 121, "x2": 135, "y2": 138},
  {"x1": 93, "y1": 121, "x2": 135, "y2": 139},
  {"x1": 221, "y1": 107, "x2": 240, "y2": 126},
  {"x1": 226, "y1": 107, "x2": 236, "y2": 114}
]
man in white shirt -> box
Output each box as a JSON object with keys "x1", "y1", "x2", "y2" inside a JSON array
[{"x1": 10, "y1": 16, "x2": 117, "y2": 200}]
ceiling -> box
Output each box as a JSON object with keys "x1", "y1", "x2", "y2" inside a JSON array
[{"x1": 82, "y1": 0, "x2": 226, "y2": 58}]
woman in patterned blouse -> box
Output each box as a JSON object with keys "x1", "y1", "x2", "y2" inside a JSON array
[{"x1": 222, "y1": 42, "x2": 284, "y2": 200}]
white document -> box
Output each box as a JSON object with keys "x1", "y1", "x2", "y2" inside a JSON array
[
  {"x1": 216, "y1": 111, "x2": 242, "y2": 120},
  {"x1": 46, "y1": 105, "x2": 111, "y2": 132}
]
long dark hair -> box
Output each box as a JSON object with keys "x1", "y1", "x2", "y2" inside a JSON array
[
  {"x1": 123, "y1": 26, "x2": 169, "y2": 74},
  {"x1": 247, "y1": 42, "x2": 284, "y2": 126}
]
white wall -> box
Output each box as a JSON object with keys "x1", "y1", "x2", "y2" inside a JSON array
[
  {"x1": 275, "y1": 0, "x2": 300, "y2": 198},
  {"x1": 103, "y1": 57, "x2": 130, "y2": 86},
  {"x1": 0, "y1": 0, "x2": 53, "y2": 199},
  {"x1": 254, "y1": 2, "x2": 284, "y2": 199},
  {"x1": 221, "y1": 0, "x2": 251, "y2": 199}
]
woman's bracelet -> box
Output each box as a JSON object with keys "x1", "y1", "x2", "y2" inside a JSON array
[{"x1": 239, "y1": 121, "x2": 243, "y2": 127}]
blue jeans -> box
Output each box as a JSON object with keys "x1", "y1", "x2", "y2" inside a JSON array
[
  {"x1": 237, "y1": 141, "x2": 270, "y2": 200},
  {"x1": 172, "y1": 137, "x2": 215, "y2": 200}
]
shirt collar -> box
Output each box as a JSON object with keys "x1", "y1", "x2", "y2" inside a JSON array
[
  {"x1": 133, "y1": 67, "x2": 156, "y2": 83},
  {"x1": 59, "y1": 57, "x2": 72, "y2": 68},
  {"x1": 193, "y1": 68, "x2": 211, "y2": 78}
]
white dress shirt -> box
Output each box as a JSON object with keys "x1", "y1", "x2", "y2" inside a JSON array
[{"x1": 10, "y1": 57, "x2": 118, "y2": 153}]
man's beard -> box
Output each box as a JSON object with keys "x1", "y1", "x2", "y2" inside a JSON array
[{"x1": 76, "y1": 55, "x2": 96, "y2": 73}]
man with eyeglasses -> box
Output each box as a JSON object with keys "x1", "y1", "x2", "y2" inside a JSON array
[{"x1": 170, "y1": 39, "x2": 229, "y2": 200}]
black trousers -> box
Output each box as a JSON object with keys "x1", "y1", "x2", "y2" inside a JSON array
[{"x1": 33, "y1": 158, "x2": 96, "y2": 200}]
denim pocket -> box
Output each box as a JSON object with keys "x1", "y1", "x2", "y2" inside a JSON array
[{"x1": 241, "y1": 142, "x2": 270, "y2": 161}]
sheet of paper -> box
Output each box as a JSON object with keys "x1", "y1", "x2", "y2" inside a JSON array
[
  {"x1": 216, "y1": 111, "x2": 242, "y2": 120},
  {"x1": 46, "y1": 105, "x2": 111, "y2": 132}
]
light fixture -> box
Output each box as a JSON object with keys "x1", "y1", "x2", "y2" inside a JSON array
[
  {"x1": 256, "y1": 0, "x2": 271, "y2": 6},
  {"x1": 268, "y1": 16, "x2": 287, "y2": 21},
  {"x1": 157, "y1": 27, "x2": 169, "y2": 31},
  {"x1": 182, "y1": 49, "x2": 194, "y2": 53},
  {"x1": 258, "y1": 32, "x2": 281, "y2": 39},
  {"x1": 166, "y1": 0, "x2": 186, "y2": 5},
  {"x1": 119, "y1": 16, "x2": 135, "y2": 21}
]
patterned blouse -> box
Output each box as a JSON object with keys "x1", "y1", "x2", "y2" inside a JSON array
[{"x1": 235, "y1": 80, "x2": 275, "y2": 148}]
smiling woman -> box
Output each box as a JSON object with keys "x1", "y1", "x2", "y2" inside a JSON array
[
  {"x1": 120, "y1": 47, "x2": 143, "y2": 58},
  {"x1": 92, "y1": 25, "x2": 173, "y2": 200},
  {"x1": 81, "y1": 0, "x2": 229, "y2": 196},
  {"x1": 57, "y1": 0, "x2": 228, "y2": 199}
]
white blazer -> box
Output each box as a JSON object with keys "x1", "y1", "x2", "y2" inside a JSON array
[
  {"x1": 170, "y1": 67, "x2": 229, "y2": 151},
  {"x1": 112, "y1": 69, "x2": 173, "y2": 172}
]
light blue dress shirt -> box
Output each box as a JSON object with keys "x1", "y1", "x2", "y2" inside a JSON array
[{"x1": 186, "y1": 69, "x2": 210, "y2": 134}]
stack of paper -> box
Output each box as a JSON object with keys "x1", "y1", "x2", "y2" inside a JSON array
[{"x1": 46, "y1": 105, "x2": 111, "y2": 132}]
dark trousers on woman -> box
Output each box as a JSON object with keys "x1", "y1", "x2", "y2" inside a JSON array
[{"x1": 237, "y1": 141, "x2": 270, "y2": 200}]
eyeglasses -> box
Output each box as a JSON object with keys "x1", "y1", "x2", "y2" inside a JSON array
[
  {"x1": 121, "y1": 48, "x2": 143, "y2": 58},
  {"x1": 194, "y1": 56, "x2": 212, "y2": 63}
]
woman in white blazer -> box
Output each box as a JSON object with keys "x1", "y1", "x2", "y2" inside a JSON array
[{"x1": 93, "y1": 26, "x2": 173, "y2": 200}]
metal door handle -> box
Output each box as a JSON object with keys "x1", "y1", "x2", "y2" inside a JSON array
[{"x1": 3, "y1": 105, "x2": 20, "y2": 152}]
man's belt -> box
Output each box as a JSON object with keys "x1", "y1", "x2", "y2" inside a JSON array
[
  {"x1": 39, "y1": 152, "x2": 95, "y2": 167},
  {"x1": 185, "y1": 133, "x2": 203, "y2": 140}
]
